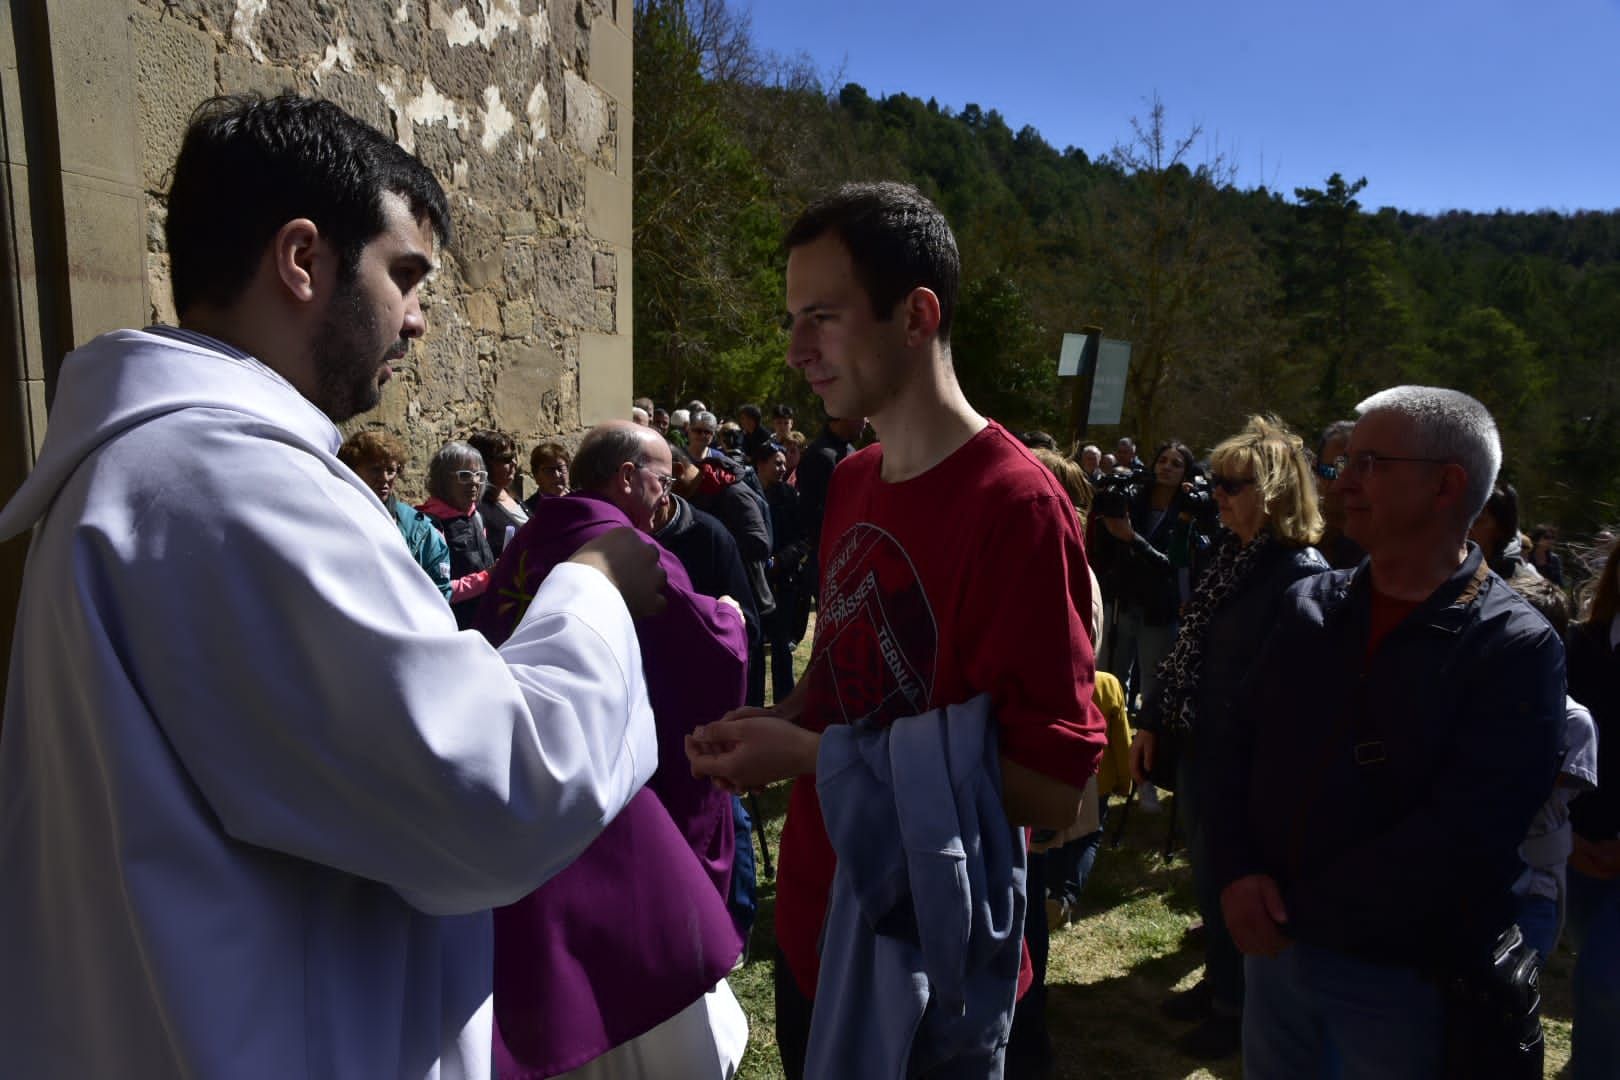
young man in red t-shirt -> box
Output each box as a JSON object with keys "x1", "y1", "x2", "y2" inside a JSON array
[{"x1": 686, "y1": 182, "x2": 1105, "y2": 1077}]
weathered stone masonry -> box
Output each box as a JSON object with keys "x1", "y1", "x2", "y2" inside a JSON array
[{"x1": 0, "y1": 0, "x2": 633, "y2": 694}]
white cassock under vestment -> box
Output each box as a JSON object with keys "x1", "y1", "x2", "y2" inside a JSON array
[{"x1": 0, "y1": 329, "x2": 657, "y2": 1078}]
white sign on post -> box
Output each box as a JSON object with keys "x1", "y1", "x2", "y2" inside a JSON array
[{"x1": 1057, "y1": 332, "x2": 1093, "y2": 377}]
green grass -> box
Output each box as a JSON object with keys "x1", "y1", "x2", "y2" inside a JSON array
[{"x1": 739, "y1": 624, "x2": 1578, "y2": 1076}]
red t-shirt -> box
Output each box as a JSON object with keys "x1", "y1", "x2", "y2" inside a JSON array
[{"x1": 775, "y1": 420, "x2": 1108, "y2": 998}]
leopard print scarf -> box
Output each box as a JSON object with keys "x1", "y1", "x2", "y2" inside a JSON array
[{"x1": 1152, "y1": 529, "x2": 1276, "y2": 734}]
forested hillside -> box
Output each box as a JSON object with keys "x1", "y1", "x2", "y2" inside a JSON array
[{"x1": 633, "y1": 0, "x2": 1620, "y2": 531}]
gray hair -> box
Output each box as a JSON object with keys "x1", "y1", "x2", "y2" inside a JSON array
[
  {"x1": 670, "y1": 408, "x2": 690, "y2": 428},
  {"x1": 630, "y1": 406, "x2": 649, "y2": 424},
  {"x1": 427, "y1": 441, "x2": 484, "y2": 500},
  {"x1": 692, "y1": 411, "x2": 718, "y2": 431},
  {"x1": 572, "y1": 425, "x2": 660, "y2": 493},
  {"x1": 1355, "y1": 385, "x2": 1502, "y2": 523}
]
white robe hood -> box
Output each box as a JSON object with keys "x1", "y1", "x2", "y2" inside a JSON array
[{"x1": 0, "y1": 330, "x2": 657, "y2": 1078}]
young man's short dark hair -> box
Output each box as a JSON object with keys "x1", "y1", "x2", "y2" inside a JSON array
[
  {"x1": 738, "y1": 404, "x2": 762, "y2": 423},
  {"x1": 784, "y1": 181, "x2": 960, "y2": 343},
  {"x1": 165, "y1": 93, "x2": 453, "y2": 317},
  {"x1": 773, "y1": 404, "x2": 795, "y2": 420}
]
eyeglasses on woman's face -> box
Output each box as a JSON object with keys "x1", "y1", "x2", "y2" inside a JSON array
[{"x1": 454, "y1": 469, "x2": 488, "y2": 484}]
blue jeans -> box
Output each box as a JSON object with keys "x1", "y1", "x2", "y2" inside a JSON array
[
  {"x1": 1046, "y1": 799, "x2": 1108, "y2": 907},
  {"x1": 1566, "y1": 867, "x2": 1620, "y2": 1080},
  {"x1": 1100, "y1": 605, "x2": 1176, "y2": 716},
  {"x1": 728, "y1": 796, "x2": 757, "y2": 942},
  {"x1": 1244, "y1": 942, "x2": 1442, "y2": 1079},
  {"x1": 1514, "y1": 893, "x2": 1559, "y2": 962}
]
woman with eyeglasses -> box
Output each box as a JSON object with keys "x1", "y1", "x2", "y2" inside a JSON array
[
  {"x1": 525, "y1": 440, "x2": 572, "y2": 512},
  {"x1": 418, "y1": 440, "x2": 496, "y2": 630},
  {"x1": 337, "y1": 431, "x2": 453, "y2": 602},
  {"x1": 467, "y1": 429, "x2": 529, "y2": 560},
  {"x1": 1129, "y1": 415, "x2": 1329, "y2": 1061}
]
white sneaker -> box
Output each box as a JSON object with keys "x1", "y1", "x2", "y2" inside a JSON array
[{"x1": 1139, "y1": 784, "x2": 1163, "y2": 814}]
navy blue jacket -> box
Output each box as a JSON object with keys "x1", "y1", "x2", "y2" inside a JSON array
[
  {"x1": 1138, "y1": 541, "x2": 1329, "y2": 744},
  {"x1": 1208, "y1": 544, "x2": 1563, "y2": 969}
]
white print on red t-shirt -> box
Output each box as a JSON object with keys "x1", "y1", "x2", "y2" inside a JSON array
[{"x1": 809, "y1": 522, "x2": 938, "y2": 727}]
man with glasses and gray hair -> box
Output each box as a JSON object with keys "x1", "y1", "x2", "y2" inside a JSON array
[
  {"x1": 474, "y1": 420, "x2": 751, "y2": 1077},
  {"x1": 1211, "y1": 386, "x2": 1562, "y2": 1078}
]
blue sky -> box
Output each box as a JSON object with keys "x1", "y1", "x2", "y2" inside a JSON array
[{"x1": 744, "y1": 0, "x2": 1620, "y2": 214}]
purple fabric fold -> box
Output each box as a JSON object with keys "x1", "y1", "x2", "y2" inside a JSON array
[{"x1": 474, "y1": 493, "x2": 747, "y2": 1078}]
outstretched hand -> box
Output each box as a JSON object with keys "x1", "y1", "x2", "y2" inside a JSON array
[
  {"x1": 685, "y1": 708, "x2": 820, "y2": 794},
  {"x1": 568, "y1": 527, "x2": 667, "y2": 618}
]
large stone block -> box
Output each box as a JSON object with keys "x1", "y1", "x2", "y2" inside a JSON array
[
  {"x1": 503, "y1": 243, "x2": 537, "y2": 301},
  {"x1": 147, "y1": 0, "x2": 237, "y2": 36},
  {"x1": 531, "y1": 238, "x2": 596, "y2": 328},
  {"x1": 317, "y1": 70, "x2": 395, "y2": 137},
  {"x1": 132, "y1": 9, "x2": 217, "y2": 193},
  {"x1": 49, "y1": 0, "x2": 142, "y2": 185},
  {"x1": 577, "y1": 331, "x2": 630, "y2": 427},
  {"x1": 492, "y1": 337, "x2": 568, "y2": 432},
  {"x1": 563, "y1": 69, "x2": 610, "y2": 165},
  {"x1": 501, "y1": 299, "x2": 535, "y2": 338},
  {"x1": 217, "y1": 51, "x2": 308, "y2": 99},
  {"x1": 250, "y1": 0, "x2": 336, "y2": 66},
  {"x1": 420, "y1": 29, "x2": 497, "y2": 104},
  {"x1": 584, "y1": 162, "x2": 629, "y2": 248},
  {"x1": 415, "y1": 309, "x2": 481, "y2": 411},
  {"x1": 587, "y1": 11, "x2": 630, "y2": 106},
  {"x1": 61, "y1": 176, "x2": 147, "y2": 344},
  {"x1": 532, "y1": 141, "x2": 585, "y2": 220},
  {"x1": 346, "y1": 0, "x2": 427, "y2": 68}
]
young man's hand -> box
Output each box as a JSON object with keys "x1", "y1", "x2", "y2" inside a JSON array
[{"x1": 686, "y1": 710, "x2": 819, "y2": 793}]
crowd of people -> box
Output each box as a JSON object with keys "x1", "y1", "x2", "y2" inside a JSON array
[{"x1": 0, "y1": 90, "x2": 1614, "y2": 1080}]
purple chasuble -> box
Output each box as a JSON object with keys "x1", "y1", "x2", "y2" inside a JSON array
[{"x1": 472, "y1": 493, "x2": 746, "y2": 1078}]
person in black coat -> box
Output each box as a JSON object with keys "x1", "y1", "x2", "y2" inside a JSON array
[
  {"x1": 796, "y1": 415, "x2": 862, "y2": 595},
  {"x1": 1566, "y1": 538, "x2": 1620, "y2": 1078},
  {"x1": 1130, "y1": 416, "x2": 1330, "y2": 1061},
  {"x1": 752, "y1": 440, "x2": 809, "y2": 704},
  {"x1": 467, "y1": 429, "x2": 528, "y2": 559}
]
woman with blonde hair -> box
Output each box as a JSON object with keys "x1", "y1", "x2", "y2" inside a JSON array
[{"x1": 1130, "y1": 415, "x2": 1329, "y2": 1061}]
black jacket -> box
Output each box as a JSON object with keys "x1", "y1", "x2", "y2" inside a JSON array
[
  {"x1": 1568, "y1": 617, "x2": 1620, "y2": 842},
  {"x1": 1089, "y1": 486, "x2": 1206, "y2": 625},
  {"x1": 478, "y1": 490, "x2": 528, "y2": 560},
  {"x1": 654, "y1": 494, "x2": 761, "y2": 652},
  {"x1": 1138, "y1": 542, "x2": 1329, "y2": 742},
  {"x1": 1209, "y1": 545, "x2": 1563, "y2": 969},
  {"x1": 796, "y1": 427, "x2": 854, "y2": 590}
]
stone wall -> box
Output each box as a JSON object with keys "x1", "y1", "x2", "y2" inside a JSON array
[{"x1": 131, "y1": 0, "x2": 634, "y2": 496}]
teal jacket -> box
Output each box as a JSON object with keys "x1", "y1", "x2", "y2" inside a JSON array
[{"x1": 391, "y1": 499, "x2": 453, "y2": 600}]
